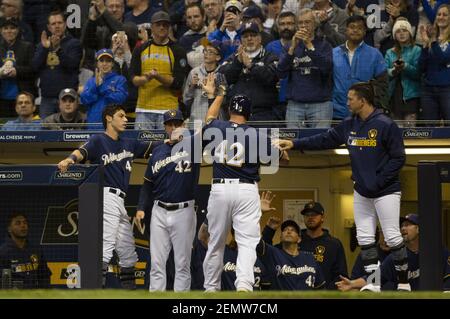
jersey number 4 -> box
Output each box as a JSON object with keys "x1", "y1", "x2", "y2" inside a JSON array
[
  {"x1": 175, "y1": 160, "x2": 192, "y2": 173},
  {"x1": 214, "y1": 140, "x2": 244, "y2": 167}
]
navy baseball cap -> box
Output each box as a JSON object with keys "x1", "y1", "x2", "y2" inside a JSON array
[
  {"x1": 95, "y1": 48, "x2": 114, "y2": 60},
  {"x1": 301, "y1": 201, "x2": 325, "y2": 215},
  {"x1": 151, "y1": 11, "x2": 171, "y2": 24},
  {"x1": 400, "y1": 214, "x2": 419, "y2": 226},
  {"x1": 281, "y1": 220, "x2": 300, "y2": 234},
  {"x1": 243, "y1": 5, "x2": 265, "y2": 21},
  {"x1": 241, "y1": 22, "x2": 260, "y2": 35},
  {"x1": 163, "y1": 110, "x2": 184, "y2": 124}
]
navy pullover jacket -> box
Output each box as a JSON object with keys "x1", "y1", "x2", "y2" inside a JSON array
[{"x1": 293, "y1": 109, "x2": 405, "y2": 198}]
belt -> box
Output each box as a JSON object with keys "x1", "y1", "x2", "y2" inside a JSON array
[
  {"x1": 212, "y1": 178, "x2": 255, "y2": 184},
  {"x1": 108, "y1": 187, "x2": 126, "y2": 199},
  {"x1": 157, "y1": 201, "x2": 189, "y2": 211}
]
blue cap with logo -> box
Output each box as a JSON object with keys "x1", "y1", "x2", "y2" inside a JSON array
[
  {"x1": 400, "y1": 213, "x2": 419, "y2": 225},
  {"x1": 241, "y1": 22, "x2": 260, "y2": 35},
  {"x1": 95, "y1": 48, "x2": 114, "y2": 60},
  {"x1": 163, "y1": 110, "x2": 184, "y2": 124}
]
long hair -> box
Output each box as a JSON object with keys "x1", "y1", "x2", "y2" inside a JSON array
[{"x1": 434, "y1": 4, "x2": 450, "y2": 42}]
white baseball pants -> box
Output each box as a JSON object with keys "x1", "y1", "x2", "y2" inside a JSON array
[
  {"x1": 149, "y1": 200, "x2": 196, "y2": 292},
  {"x1": 353, "y1": 190, "x2": 404, "y2": 248},
  {"x1": 203, "y1": 181, "x2": 261, "y2": 292}
]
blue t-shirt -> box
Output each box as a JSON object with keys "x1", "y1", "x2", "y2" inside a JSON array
[
  {"x1": 80, "y1": 133, "x2": 152, "y2": 193},
  {"x1": 143, "y1": 135, "x2": 200, "y2": 203}
]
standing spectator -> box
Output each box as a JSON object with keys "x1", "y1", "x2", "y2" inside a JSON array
[
  {"x1": 169, "y1": 0, "x2": 201, "y2": 39},
  {"x1": 373, "y1": 0, "x2": 419, "y2": 55},
  {"x1": 242, "y1": 4, "x2": 274, "y2": 46},
  {"x1": 80, "y1": 49, "x2": 128, "y2": 129},
  {"x1": 381, "y1": 214, "x2": 450, "y2": 291},
  {"x1": 0, "y1": 17, "x2": 35, "y2": 118},
  {"x1": 2, "y1": 91, "x2": 40, "y2": 130},
  {"x1": 385, "y1": 18, "x2": 421, "y2": 126},
  {"x1": 0, "y1": 212, "x2": 51, "y2": 289},
  {"x1": 262, "y1": 0, "x2": 283, "y2": 38},
  {"x1": 208, "y1": 0, "x2": 243, "y2": 60},
  {"x1": 332, "y1": 15, "x2": 388, "y2": 120},
  {"x1": 31, "y1": 11, "x2": 82, "y2": 119},
  {"x1": 202, "y1": 0, "x2": 224, "y2": 36},
  {"x1": 266, "y1": 11, "x2": 297, "y2": 119},
  {"x1": 124, "y1": 0, "x2": 161, "y2": 29},
  {"x1": 42, "y1": 88, "x2": 86, "y2": 130},
  {"x1": 22, "y1": 0, "x2": 54, "y2": 44},
  {"x1": 276, "y1": 82, "x2": 411, "y2": 292},
  {"x1": 130, "y1": 11, "x2": 188, "y2": 130},
  {"x1": 0, "y1": 0, "x2": 33, "y2": 43},
  {"x1": 219, "y1": 22, "x2": 279, "y2": 125},
  {"x1": 419, "y1": 4, "x2": 450, "y2": 125},
  {"x1": 277, "y1": 8, "x2": 333, "y2": 128},
  {"x1": 421, "y1": 0, "x2": 450, "y2": 23},
  {"x1": 183, "y1": 41, "x2": 227, "y2": 122},
  {"x1": 179, "y1": 3, "x2": 208, "y2": 68},
  {"x1": 312, "y1": 0, "x2": 349, "y2": 48},
  {"x1": 81, "y1": 0, "x2": 138, "y2": 71}
]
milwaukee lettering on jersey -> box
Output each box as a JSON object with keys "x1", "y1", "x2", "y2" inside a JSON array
[
  {"x1": 101, "y1": 150, "x2": 134, "y2": 165},
  {"x1": 152, "y1": 151, "x2": 189, "y2": 174},
  {"x1": 276, "y1": 265, "x2": 317, "y2": 276},
  {"x1": 223, "y1": 262, "x2": 262, "y2": 274}
]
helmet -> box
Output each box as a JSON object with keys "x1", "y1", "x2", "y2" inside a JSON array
[{"x1": 228, "y1": 94, "x2": 251, "y2": 120}]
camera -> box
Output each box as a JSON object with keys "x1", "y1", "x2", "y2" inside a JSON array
[
  {"x1": 394, "y1": 59, "x2": 404, "y2": 66},
  {"x1": 226, "y1": 7, "x2": 240, "y2": 15}
]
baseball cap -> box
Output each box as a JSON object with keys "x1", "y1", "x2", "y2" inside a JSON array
[
  {"x1": 241, "y1": 22, "x2": 260, "y2": 35},
  {"x1": 163, "y1": 110, "x2": 184, "y2": 124},
  {"x1": 301, "y1": 201, "x2": 325, "y2": 215},
  {"x1": 58, "y1": 88, "x2": 78, "y2": 100},
  {"x1": 151, "y1": 11, "x2": 171, "y2": 24},
  {"x1": 400, "y1": 213, "x2": 419, "y2": 226},
  {"x1": 281, "y1": 220, "x2": 300, "y2": 234},
  {"x1": 243, "y1": 5, "x2": 265, "y2": 21},
  {"x1": 224, "y1": 0, "x2": 243, "y2": 13},
  {"x1": 95, "y1": 48, "x2": 114, "y2": 60},
  {"x1": 0, "y1": 17, "x2": 19, "y2": 28}
]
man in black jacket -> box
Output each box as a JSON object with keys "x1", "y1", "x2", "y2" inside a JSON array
[
  {"x1": 218, "y1": 22, "x2": 279, "y2": 126},
  {"x1": 0, "y1": 17, "x2": 35, "y2": 117}
]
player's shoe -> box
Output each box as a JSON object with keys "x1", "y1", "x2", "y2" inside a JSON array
[
  {"x1": 360, "y1": 283, "x2": 381, "y2": 292},
  {"x1": 397, "y1": 283, "x2": 411, "y2": 291},
  {"x1": 236, "y1": 288, "x2": 251, "y2": 292}
]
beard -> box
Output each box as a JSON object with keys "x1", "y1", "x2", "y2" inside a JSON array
[{"x1": 280, "y1": 29, "x2": 295, "y2": 40}]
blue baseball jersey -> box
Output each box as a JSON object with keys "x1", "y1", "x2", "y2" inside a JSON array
[
  {"x1": 203, "y1": 119, "x2": 277, "y2": 182},
  {"x1": 381, "y1": 248, "x2": 450, "y2": 291},
  {"x1": 80, "y1": 133, "x2": 153, "y2": 193},
  {"x1": 144, "y1": 136, "x2": 200, "y2": 203},
  {"x1": 221, "y1": 245, "x2": 269, "y2": 290},
  {"x1": 293, "y1": 109, "x2": 405, "y2": 198},
  {"x1": 257, "y1": 241, "x2": 325, "y2": 290}
]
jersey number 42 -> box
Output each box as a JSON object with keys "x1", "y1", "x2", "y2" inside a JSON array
[
  {"x1": 214, "y1": 140, "x2": 244, "y2": 167},
  {"x1": 175, "y1": 160, "x2": 192, "y2": 173}
]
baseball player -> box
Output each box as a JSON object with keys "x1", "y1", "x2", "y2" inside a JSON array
[
  {"x1": 136, "y1": 110, "x2": 200, "y2": 292},
  {"x1": 257, "y1": 220, "x2": 325, "y2": 290},
  {"x1": 200, "y1": 74, "x2": 285, "y2": 292},
  {"x1": 57, "y1": 104, "x2": 158, "y2": 289},
  {"x1": 275, "y1": 81, "x2": 411, "y2": 292}
]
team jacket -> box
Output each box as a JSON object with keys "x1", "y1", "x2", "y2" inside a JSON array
[
  {"x1": 419, "y1": 41, "x2": 450, "y2": 87},
  {"x1": 261, "y1": 227, "x2": 347, "y2": 289},
  {"x1": 293, "y1": 109, "x2": 405, "y2": 198},
  {"x1": 277, "y1": 37, "x2": 333, "y2": 103},
  {"x1": 381, "y1": 248, "x2": 450, "y2": 291},
  {"x1": 0, "y1": 237, "x2": 51, "y2": 289},
  {"x1": 31, "y1": 34, "x2": 82, "y2": 98},
  {"x1": 80, "y1": 71, "x2": 128, "y2": 126}
]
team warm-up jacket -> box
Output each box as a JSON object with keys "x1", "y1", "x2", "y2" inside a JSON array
[
  {"x1": 292, "y1": 109, "x2": 405, "y2": 198},
  {"x1": 0, "y1": 236, "x2": 51, "y2": 289}
]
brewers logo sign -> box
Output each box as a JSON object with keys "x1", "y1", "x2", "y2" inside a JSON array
[{"x1": 368, "y1": 129, "x2": 377, "y2": 139}]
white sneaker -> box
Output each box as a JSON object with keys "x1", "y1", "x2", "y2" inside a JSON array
[
  {"x1": 360, "y1": 283, "x2": 381, "y2": 292},
  {"x1": 236, "y1": 288, "x2": 251, "y2": 292},
  {"x1": 397, "y1": 283, "x2": 411, "y2": 291}
]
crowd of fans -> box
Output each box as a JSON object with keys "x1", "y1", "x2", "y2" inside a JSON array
[{"x1": 0, "y1": 0, "x2": 449, "y2": 130}]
